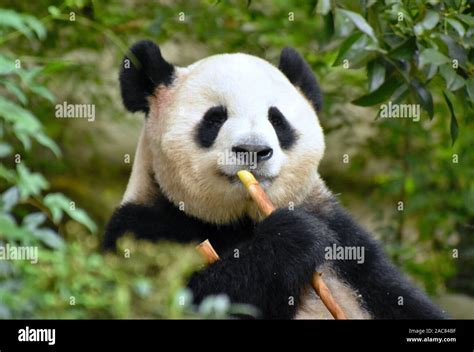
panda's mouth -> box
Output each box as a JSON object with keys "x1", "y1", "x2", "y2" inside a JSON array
[{"x1": 217, "y1": 170, "x2": 276, "y2": 186}]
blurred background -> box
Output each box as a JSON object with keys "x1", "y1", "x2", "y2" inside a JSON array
[{"x1": 0, "y1": 0, "x2": 473, "y2": 318}]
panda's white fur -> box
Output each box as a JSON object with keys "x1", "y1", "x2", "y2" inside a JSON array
[{"x1": 120, "y1": 52, "x2": 371, "y2": 319}]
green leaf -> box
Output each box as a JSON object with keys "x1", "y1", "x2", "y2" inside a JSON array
[
  {"x1": 392, "y1": 84, "x2": 410, "y2": 104},
  {"x1": 443, "y1": 91, "x2": 458, "y2": 146},
  {"x1": 419, "y1": 48, "x2": 450, "y2": 67},
  {"x1": 0, "y1": 96, "x2": 41, "y2": 135},
  {"x1": 0, "y1": 97, "x2": 61, "y2": 156},
  {"x1": 30, "y1": 86, "x2": 55, "y2": 103},
  {"x1": 22, "y1": 212, "x2": 46, "y2": 230},
  {"x1": 67, "y1": 208, "x2": 97, "y2": 234},
  {"x1": 43, "y1": 193, "x2": 97, "y2": 233},
  {"x1": 0, "y1": 214, "x2": 36, "y2": 242},
  {"x1": 466, "y1": 78, "x2": 474, "y2": 101},
  {"x1": 334, "y1": 34, "x2": 377, "y2": 69},
  {"x1": 47, "y1": 6, "x2": 61, "y2": 18},
  {"x1": 366, "y1": 0, "x2": 377, "y2": 7},
  {"x1": 337, "y1": 9, "x2": 378, "y2": 43},
  {"x1": 0, "y1": 9, "x2": 46, "y2": 41},
  {"x1": 425, "y1": 64, "x2": 438, "y2": 80},
  {"x1": 0, "y1": 80, "x2": 28, "y2": 105},
  {"x1": 43, "y1": 193, "x2": 68, "y2": 223},
  {"x1": 316, "y1": 0, "x2": 331, "y2": 15},
  {"x1": 388, "y1": 38, "x2": 416, "y2": 61},
  {"x1": 1, "y1": 187, "x2": 19, "y2": 212},
  {"x1": 352, "y1": 78, "x2": 400, "y2": 106},
  {"x1": 411, "y1": 80, "x2": 434, "y2": 119},
  {"x1": 423, "y1": 10, "x2": 440, "y2": 29},
  {"x1": 0, "y1": 55, "x2": 16, "y2": 75},
  {"x1": 33, "y1": 228, "x2": 65, "y2": 249},
  {"x1": 0, "y1": 9, "x2": 33, "y2": 39},
  {"x1": 446, "y1": 18, "x2": 465, "y2": 38},
  {"x1": 22, "y1": 15, "x2": 46, "y2": 40},
  {"x1": 321, "y1": 11, "x2": 335, "y2": 42},
  {"x1": 333, "y1": 32, "x2": 362, "y2": 66},
  {"x1": 444, "y1": 0, "x2": 461, "y2": 9},
  {"x1": 16, "y1": 164, "x2": 49, "y2": 200},
  {"x1": 0, "y1": 164, "x2": 16, "y2": 183},
  {"x1": 35, "y1": 133, "x2": 61, "y2": 158},
  {"x1": 0, "y1": 143, "x2": 13, "y2": 158},
  {"x1": 367, "y1": 59, "x2": 385, "y2": 92},
  {"x1": 439, "y1": 34, "x2": 468, "y2": 66},
  {"x1": 17, "y1": 67, "x2": 42, "y2": 85},
  {"x1": 16, "y1": 131, "x2": 32, "y2": 151},
  {"x1": 439, "y1": 65, "x2": 465, "y2": 91},
  {"x1": 457, "y1": 14, "x2": 474, "y2": 26}
]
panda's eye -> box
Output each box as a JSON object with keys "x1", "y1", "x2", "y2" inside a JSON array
[
  {"x1": 268, "y1": 106, "x2": 297, "y2": 150},
  {"x1": 268, "y1": 107, "x2": 285, "y2": 127},
  {"x1": 195, "y1": 105, "x2": 228, "y2": 148},
  {"x1": 203, "y1": 105, "x2": 228, "y2": 126},
  {"x1": 268, "y1": 106, "x2": 289, "y2": 128}
]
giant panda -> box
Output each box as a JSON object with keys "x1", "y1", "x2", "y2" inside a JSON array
[{"x1": 103, "y1": 40, "x2": 446, "y2": 320}]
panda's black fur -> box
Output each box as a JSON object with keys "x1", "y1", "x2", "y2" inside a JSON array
[
  {"x1": 119, "y1": 40, "x2": 174, "y2": 114},
  {"x1": 104, "y1": 40, "x2": 446, "y2": 320},
  {"x1": 278, "y1": 47, "x2": 323, "y2": 112}
]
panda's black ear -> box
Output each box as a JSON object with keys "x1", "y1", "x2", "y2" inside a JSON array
[
  {"x1": 119, "y1": 40, "x2": 175, "y2": 114},
  {"x1": 278, "y1": 47, "x2": 322, "y2": 112}
]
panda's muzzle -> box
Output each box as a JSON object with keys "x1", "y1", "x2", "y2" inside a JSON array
[
  {"x1": 218, "y1": 170, "x2": 276, "y2": 185},
  {"x1": 217, "y1": 143, "x2": 277, "y2": 185}
]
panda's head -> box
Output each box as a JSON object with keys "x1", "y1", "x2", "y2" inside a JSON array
[{"x1": 120, "y1": 40, "x2": 325, "y2": 223}]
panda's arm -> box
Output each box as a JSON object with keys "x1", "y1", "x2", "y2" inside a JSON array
[
  {"x1": 187, "y1": 208, "x2": 335, "y2": 319},
  {"x1": 102, "y1": 202, "x2": 205, "y2": 250},
  {"x1": 319, "y1": 202, "x2": 446, "y2": 319}
]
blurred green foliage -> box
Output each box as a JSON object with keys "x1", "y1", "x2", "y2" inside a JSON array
[
  {"x1": 0, "y1": 0, "x2": 473, "y2": 318},
  {"x1": 2, "y1": 236, "x2": 201, "y2": 318}
]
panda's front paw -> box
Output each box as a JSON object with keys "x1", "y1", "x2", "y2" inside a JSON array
[{"x1": 255, "y1": 208, "x2": 333, "y2": 272}]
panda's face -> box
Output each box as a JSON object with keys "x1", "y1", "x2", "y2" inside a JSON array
[{"x1": 121, "y1": 42, "x2": 325, "y2": 223}]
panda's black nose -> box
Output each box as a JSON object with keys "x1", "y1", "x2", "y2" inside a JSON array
[{"x1": 232, "y1": 144, "x2": 273, "y2": 162}]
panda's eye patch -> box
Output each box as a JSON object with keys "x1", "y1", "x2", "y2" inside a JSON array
[
  {"x1": 268, "y1": 106, "x2": 297, "y2": 150},
  {"x1": 195, "y1": 105, "x2": 228, "y2": 148},
  {"x1": 203, "y1": 105, "x2": 228, "y2": 125}
]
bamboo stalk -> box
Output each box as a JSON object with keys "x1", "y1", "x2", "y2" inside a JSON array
[
  {"x1": 196, "y1": 170, "x2": 347, "y2": 319},
  {"x1": 196, "y1": 239, "x2": 220, "y2": 264},
  {"x1": 237, "y1": 170, "x2": 347, "y2": 320},
  {"x1": 311, "y1": 272, "x2": 347, "y2": 320},
  {"x1": 236, "y1": 170, "x2": 275, "y2": 216}
]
